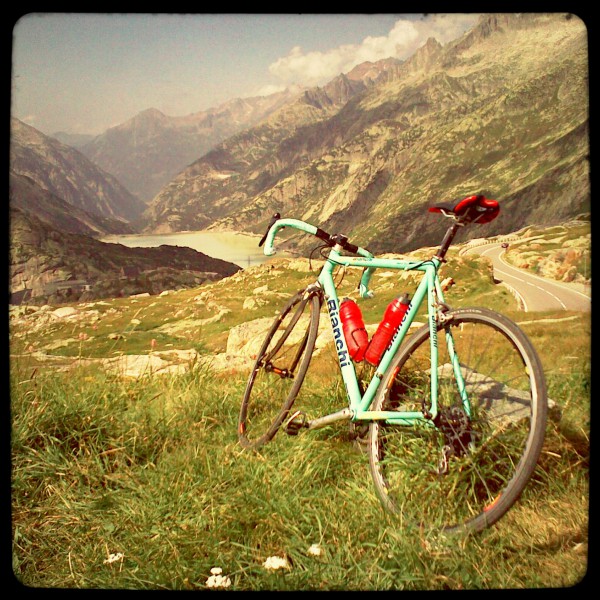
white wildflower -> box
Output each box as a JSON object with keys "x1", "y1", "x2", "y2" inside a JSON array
[
  {"x1": 262, "y1": 555, "x2": 291, "y2": 571},
  {"x1": 103, "y1": 552, "x2": 124, "y2": 565},
  {"x1": 205, "y1": 567, "x2": 231, "y2": 589},
  {"x1": 307, "y1": 543, "x2": 324, "y2": 557}
]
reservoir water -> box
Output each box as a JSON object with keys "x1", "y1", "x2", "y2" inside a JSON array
[{"x1": 101, "y1": 230, "x2": 270, "y2": 268}]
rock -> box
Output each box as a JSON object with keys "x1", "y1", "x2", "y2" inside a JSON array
[
  {"x1": 561, "y1": 265, "x2": 578, "y2": 282},
  {"x1": 198, "y1": 353, "x2": 253, "y2": 373},
  {"x1": 226, "y1": 317, "x2": 273, "y2": 356},
  {"x1": 155, "y1": 348, "x2": 198, "y2": 362},
  {"x1": 52, "y1": 306, "x2": 79, "y2": 319},
  {"x1": 43, "y1": 338, "x2": 79, "y2": 350},
  {"x1": 243, "y1": 296, "x2": 268, "y2": 310},
  {"x1": 286, "y1": 258, "x2": 313, "y2": 272},
  {"x1": 156, "y1": 309, "x2": 231, "y2": 335},
  {"x1": 243, "y1": 297, "x2": 257, "y2": 310},
  {"x1": 99, "y1": 354, "x2": 188, "y2": 378},
  {"x1": 252, "y1": 284, "x2": 269, "y2": 295},
  {"x1": 194, "y1": 291, "x2": 214, "y2": 303}
]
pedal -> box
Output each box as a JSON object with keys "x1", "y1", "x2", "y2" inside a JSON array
[{"x1": 284, "y1": 410, "x2": 308, "y2": 435}]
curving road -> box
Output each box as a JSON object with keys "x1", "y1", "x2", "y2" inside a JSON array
[{"x1": 465, "y1": 243, "x2": 591, "y2": 312}]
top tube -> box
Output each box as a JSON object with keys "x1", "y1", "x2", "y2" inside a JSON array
[{"x1": 261, "y1": 216, "x2": 442, "y2": 299}]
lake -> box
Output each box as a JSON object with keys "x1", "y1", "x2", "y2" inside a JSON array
[{"x1": 101, "y1": 230, "x2": 271, "y2": 268}]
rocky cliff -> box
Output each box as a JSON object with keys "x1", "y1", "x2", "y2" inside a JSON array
[
  {"x1": 10, "y1": 171, "x2": 134, "y2": 237},
  {"x1": 141, "y1": 58, "x2": 405, "y2": 233}
]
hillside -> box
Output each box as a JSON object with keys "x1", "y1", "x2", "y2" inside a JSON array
[
  {"x1": 79, "y1": 89, "x2": 303, "y2": 203},
  {"x1": 9, "y1": 171, "x2": 135, "y2": 237},
  {"x1": 141, "y1": 13, "x2": 589, "y2": 254},
  {"x1": 9, "y1": 206, "x2": 240, "y2": 305},
  {"x1": 10, "y1": 215, "x2": 590, "y2": 365},
  {"x1": 10, "y1": 118, "x2": 146, "y2": 223},
  {"x1": 141, "y1": 58, "x2": 403, "y2": 233},
  {"x1": 9, "y1": 218, "x2": 590, "y2": 590},
  {"x1": 502, "y1": 218, "x2": 591, "y2": 284}
]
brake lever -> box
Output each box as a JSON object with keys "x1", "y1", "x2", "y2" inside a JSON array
[{"x1": 258, "y1": 212, "x2": 281, "y2": 247}]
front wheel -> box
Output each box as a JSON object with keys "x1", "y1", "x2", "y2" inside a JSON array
[
  {"x1": 368, "y1": 307, "x2": 547, "y2": 534},
  {"x1": 237, "y1": 289, "x2": 321, "y2": 449}
]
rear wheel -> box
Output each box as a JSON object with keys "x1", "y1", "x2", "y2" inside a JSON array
[
  {"x1": 368, "y1": 308, "x2": 547, "y2": 534},
  {"x1": 238, "y1": 289, "x2": 321, "y2": 449}
]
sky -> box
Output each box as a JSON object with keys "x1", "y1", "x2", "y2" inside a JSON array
[{"x1": 11, "y1": 13, "x2": 480, "y2": 136}]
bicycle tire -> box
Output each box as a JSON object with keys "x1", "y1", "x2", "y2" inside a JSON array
[
  {"x1": 238, "y1": 289, "x2": 321, "y2": 449},
  {"x1": 368, "y1": 307, "x2": 547, "y2": 534}
]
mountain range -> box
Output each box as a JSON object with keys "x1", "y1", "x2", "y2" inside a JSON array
[
  {"x1": 9, "y1": 13, "x2": 589, "y2": 303},
  {"x1": 9, "y1": 171, "x2": 135, "y2": 237},
  {"x1": 76, "y1": 88, "x2": 303, "y2": 203},
  {"x1": 140, "y1": 13, "x2": 589, "y2": 254},
  {"x1": 9, "y1": 119, "x2": 241, "y2": 304},
  {"x1": 10, "y1": 204, "x2": 240, "y2": 305}
]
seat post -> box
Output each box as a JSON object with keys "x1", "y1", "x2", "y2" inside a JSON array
[{"x1": 434, "y1": 222, "x2": 461, "y2": 261}]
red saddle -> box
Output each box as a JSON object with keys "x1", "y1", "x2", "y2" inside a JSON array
[{"x1": 428, "y1": 195, "x2": 499, "y2": 224}]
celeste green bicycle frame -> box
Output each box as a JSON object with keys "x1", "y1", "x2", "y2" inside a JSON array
[{"x1": 263, "y1": 218, "x2": 471, "y2": 427}]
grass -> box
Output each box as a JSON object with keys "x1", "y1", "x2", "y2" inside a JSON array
[
  {"x1": 10, "y1": 349, "x2": 589, "y2": 590},
  {"x1": 10, "y1": 245, "x2": 590, "y2": 590}
]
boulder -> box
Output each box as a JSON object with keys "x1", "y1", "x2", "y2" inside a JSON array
[{"x1": 52, "y1": 306, "x2": 79, "y2": 319}]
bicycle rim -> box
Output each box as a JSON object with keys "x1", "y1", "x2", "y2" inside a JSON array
[
  {"x1": 238, "y1": 291, "x2": 321, "y2": 449},
  {"x1": 368, "y1": 308, "x2": 547, "y2": 534}
]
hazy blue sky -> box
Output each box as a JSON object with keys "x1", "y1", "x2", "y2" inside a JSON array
[{"x1": 11, "y1": 13, "x2": 479, "y2": 136}]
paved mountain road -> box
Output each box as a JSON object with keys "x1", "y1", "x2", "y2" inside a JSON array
[{"x1": 464, "y1": 243, "x2": 591, "y2": 313}]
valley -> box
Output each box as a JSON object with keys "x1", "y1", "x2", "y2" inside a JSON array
[{"x1": 9, "y1": 13, "x2": 590, "y2": 308}]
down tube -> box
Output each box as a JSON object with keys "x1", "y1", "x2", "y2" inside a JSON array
[
  {"x1": 318, "y1": 268, "x2": 363, "y2": 410},
  {"x1": 426, "y1": 265, "x2": 440, "y2": 419}
]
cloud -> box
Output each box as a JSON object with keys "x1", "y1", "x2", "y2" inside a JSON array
[
  {"x1": 253, "y1": 83, "x2": 289, "y2": 97},
  {"x1": 268, "y1": 14, "x2": 479, "y2": 87}
]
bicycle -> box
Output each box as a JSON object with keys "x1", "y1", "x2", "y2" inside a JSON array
[{"x1": 237, "y1": 195, "x2": 548, "y2": 534}]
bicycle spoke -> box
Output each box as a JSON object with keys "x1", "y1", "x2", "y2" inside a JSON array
[
  {"x1": 369, "y1": 309, "x2": 546, "y2": 533},
  {"x1": 238, "y1": 292, "x2": 321, "y2": 449}
]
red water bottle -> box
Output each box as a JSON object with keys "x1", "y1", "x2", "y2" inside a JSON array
[
  {"x1": 365, "y1": 293, "x2": 411, "y2": 366},
  {"x1": 339, "y1": 298, "x2": 369, "y2": 362}
]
